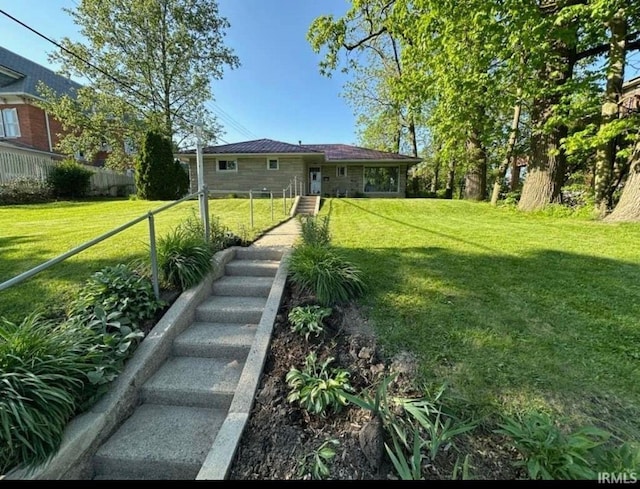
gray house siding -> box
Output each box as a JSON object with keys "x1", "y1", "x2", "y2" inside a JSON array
[{"x1": 187, "y1": 156, "x2": 305, "y2": 194}]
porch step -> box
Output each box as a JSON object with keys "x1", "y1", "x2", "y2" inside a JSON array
[
  {"x1": 225, "y1": 259, "x2": 279, "y2": 277},
  {"x1": 195, "y1": 296, "x2": 267, "y2": 323},
  {"x1": 212, "y1": 275, "x2": 273, "y2": 297},
  {"x1": 93, "y1": 404, "x2": 226, "y2": 480},
  {"x1": 173, "y1": 322, "x2": 257, "y2": 358}
]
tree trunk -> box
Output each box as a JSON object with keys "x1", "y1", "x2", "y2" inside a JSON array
[
  {"x1": 510, "y1": 161, "x2": 521, "y2": 191},
  {"x1": 491, "y1": 90, "x2": 522, "y2": 205},
  {"x1": 604, "y1": 135, "x2": 640, "y2": 222},
  {"x1": 445, "y1": 161, "x2": 456, "y2": 199},
  {"x1": 594, "y1": 9, "x2": 627, "y2": 215},
  {"x1": 518, "y1": 39, "x2": 575, "y2": 212},
  {"x1": 409, "y1": 119, "x2": 418, "y2": 157},
  {"x1": 463, "y1": 129, "x2": 487, "y2": 201},
  {"x1": 431, "y1": 160, "x2": 440, "y2": 193}
]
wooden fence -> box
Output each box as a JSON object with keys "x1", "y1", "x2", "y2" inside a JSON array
[{"x1": 0, "y1": 150, "x2": 135, "y2": 196}]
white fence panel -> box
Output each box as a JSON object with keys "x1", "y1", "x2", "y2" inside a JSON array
[{"x1": 0, "y1": 150, "x2": 135, "y2": 195}]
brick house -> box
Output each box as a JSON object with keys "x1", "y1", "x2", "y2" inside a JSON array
[
  {"x1": 176, "y1": 138, "x2": 422, "y2": 198},
  {"x1": 0, "y1": 46, "x2": 81, "y2": 158},
  {"x1": 0, "y1": 46, "x2": 113, "y2": 165}
]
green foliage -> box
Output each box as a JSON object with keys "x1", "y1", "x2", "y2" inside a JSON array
[
  {"x1": 593, "y1": 442, "x2": 640, "y2": 474},
  {"x1": 209, "y1": 216, "x2": 246, "y2": 251},
  {"x1": 286, "y1": 351, "x2": 352, "y2": 417},
  {"x1": 299, "y1": 215, "x2": 331, "y2": 247},
  {"x1": 48, "y1": 0, "x2": 239, "y2": 148},
  {"x1": 0, "y1": 313, "x2": 102, "y2": 473},
  {"x1": 297, "y1": 438, "x2": 340, "y2": 480},
  {"x1": 288, "y1": 244, "x2": 366, "y2": 306},
  {"x1": 156, "y1": 225, "x2": 214, "y2": 291},
  {"x1": 0, "y1": 177, "x2": 52, "y2": 205},
  {"x1": 288, "y1": 305, "x2": 332, "y2": 341},
  {"x1": 496, "y1": 413, "x2": 611, "y2": 480},
  {"x1": 342, "y1": 377, "x2": 476, "y2": 480},
  {"x1": 135, "y1": 130, "x2": 184, "y2": 200},
  {"x1": 46, "y1": 159, "x2": 93, "y2": 198},
  {"x1": 69, "y1": 264, "x2": 164, "y2": 328}
]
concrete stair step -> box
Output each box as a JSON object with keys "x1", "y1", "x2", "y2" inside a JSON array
[
  {"x1": 173, "y1": 322, "x2": 257, "y2": 358},
  {"x1": 195, "y1": 295, "x2": 267, "y2": 323},
  {"x1": 93, "y1": 404, "x2": 225, "y2": 480},
  {"x1": 234, "y1": 247, "x2": 284, "y2": 261},
  {"x1": 141, "y1": 356, "x2": 243, "y2": 409},
  {"x1": 225, "y1": 259, "x2": 279, "y2": 277},
  {"x1": 212, "y1": 275, "x2": 273, "y2": 297}
]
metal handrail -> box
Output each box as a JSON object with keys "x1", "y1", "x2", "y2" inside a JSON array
[{"x1": 0, "y1": 190, "x2": 203, "y2": 299}]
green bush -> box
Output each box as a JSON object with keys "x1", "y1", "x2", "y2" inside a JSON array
[
  {"x1": 46, "y1": 160, "x2": 93, "y2": 198},
  {"x1": 0, "y1": 177, "x2": 52, "y2": 205},
  {"x1": 0, "y1": 313, "x2": 102, "y2": 474},
  {"x1": 286, "y1": 351, "x2": 351, "y2": 417},
  {"x1": 135, "y1": 130, "x2": 186, "y2": 200},
  {"x1": 288, "y1": 244, "x2": 366, "y2": 306},
  {"x1": 69, "y1": 264, "x2": 165, "y2": 328},
  {"x1": 299, "y1": 215, "x2": 331, "y2": 247},
  {"x1": 156, "y1": 226, "x2": 214, "y2": 291},
  {"x1": 288, "y1": 305, "x2": 331, "y2": 341}
]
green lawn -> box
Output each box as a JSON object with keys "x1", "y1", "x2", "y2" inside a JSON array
[
  {"x1": 319, "y1": 198, "x2": 640, "y2": 440},
  {"x1": 0, "y1": 197, "x2": 290, "y2": 323}
]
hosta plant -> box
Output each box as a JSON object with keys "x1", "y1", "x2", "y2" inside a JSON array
[
  {"x1": 288, "y1": 305, "x2": 332, "y2": 340},
  {"x1": 286, "y1": 351, "x2": 352, "y2": 416}
]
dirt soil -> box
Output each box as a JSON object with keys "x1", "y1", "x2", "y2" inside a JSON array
[{"x1": 226, "y1": 283, "x2": 525, "y2": 480}]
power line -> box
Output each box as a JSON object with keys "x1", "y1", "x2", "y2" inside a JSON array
[
  {"x1": 206, "y1": 101, "x2": 258, "y2": 140},
  {"x1": 0, "y1": 7, "x2": 227, "y2": 145}
]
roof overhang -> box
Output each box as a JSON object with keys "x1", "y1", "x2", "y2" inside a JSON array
[{"x1": 175, "y1": 152, "x2": 324, "y2": 158}]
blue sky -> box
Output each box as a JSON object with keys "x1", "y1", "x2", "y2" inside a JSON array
[{"x1": 0, "y1": 0, "x2": 357, "y2": 146}]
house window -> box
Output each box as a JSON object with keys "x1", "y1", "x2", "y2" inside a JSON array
[
  {"x1": 267, "y1": 158, "x2": 279, "y2": 170},
  {"x1": 336, "y1": 166, "x2": 347, "y2": 177},
  {"x1": 364, "y1": 167, "x2": 399, "y2": 193},
  {"x1": 217, "y1": 159, "x2": 237, "y2": 172},
  {"x1": 0, "y1": 108, "x2": 20, "y2": 138}
]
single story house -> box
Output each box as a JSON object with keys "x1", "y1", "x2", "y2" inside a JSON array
[{"x1": 176, "y1": 138, "x2": 422, "y2": 198}]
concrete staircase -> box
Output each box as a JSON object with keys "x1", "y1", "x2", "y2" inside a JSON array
[
  {"x1": 91, "y1": 247, "x2": 285, "y2": 480},
  {"x1": 295, "y1": 195, "x2": 319, "y2": 216}
]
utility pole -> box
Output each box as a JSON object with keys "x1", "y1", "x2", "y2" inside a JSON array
[{"x1": 195, "y1": 120, "x2": 210, "y2": 242}]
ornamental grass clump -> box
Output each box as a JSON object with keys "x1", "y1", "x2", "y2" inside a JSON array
[
  {"x1": 156, "y1": 225, "x2": 214, "y2": 291},
  {"x1": 0, "y1": 313, "x2": 104, "y2": 474},
  {"x1": 288, "y1": 243, "x2": 366, "y2": 306}
]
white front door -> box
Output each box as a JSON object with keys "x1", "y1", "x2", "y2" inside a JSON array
[{"x1": 309, "y1": 168, "x2": 321, "y2": 195}]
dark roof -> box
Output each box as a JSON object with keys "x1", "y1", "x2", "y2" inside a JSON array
[
  {"x1": 302, "y1": 143, "x2": 420, "y2": 161},
  {"x1": 186, "y1": 138, "x2": 322, "y2": 155},
  {"x1": 180, "y1": 138, "x2": 421, "y2": 161},
  {"x1": 0, "y1": 46, "x2": 81, "y2": 99}
]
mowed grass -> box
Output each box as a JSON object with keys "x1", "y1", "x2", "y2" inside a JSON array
[
  {"x1": 0, "y1": 197, "x2": 290, "y2": 323},
  {"x1": 320, "y1": 198, "x2": 640, "y2": 439}
]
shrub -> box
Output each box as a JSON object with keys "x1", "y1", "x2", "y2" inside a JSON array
[
  {"x1": 135, "y1": 130, "x2": 185, "y2": 200},
  {"x1": 299, "y1": 215, "x2": 331, "y2": 247},
  {"x1": 68, "y1": 264, "x2": 165, "y2": 328},
  {"x1": 288, "y1": 305, "x2": 331, "y2": 341},
  {"x1": 156, "y1": 226, "x2": 214, "y2": 291},
  {"x1": 286, "y1": 351, "x2": 352, "y2": 417},
  {"x1": 0, "y1": 313, "x2": 102, "y2": 474},
  {"x1": 46, "y1": 159, "x2": 93, "y2": 198},
  {"x1": 288, "y1": 244, "x2": 366, "y2": 306},
  {"x1": 496, "y1": 412, "x2": 611, "y2": 480},
  {"x1": 0, "y1": 177, "x2": 52, "y2": 205}
]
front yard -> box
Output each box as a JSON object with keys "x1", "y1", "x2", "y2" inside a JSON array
[
  {"x1": 0, "y1": 197, "x2": 290, "y2": 323},
  {"x1": 320, "y1": 198, "x2": 640, "y2": 442}
]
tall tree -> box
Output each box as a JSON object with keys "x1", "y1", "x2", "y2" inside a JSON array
[{"x1": 43, "y1": 0, "x2": 239, "y2": 167}]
